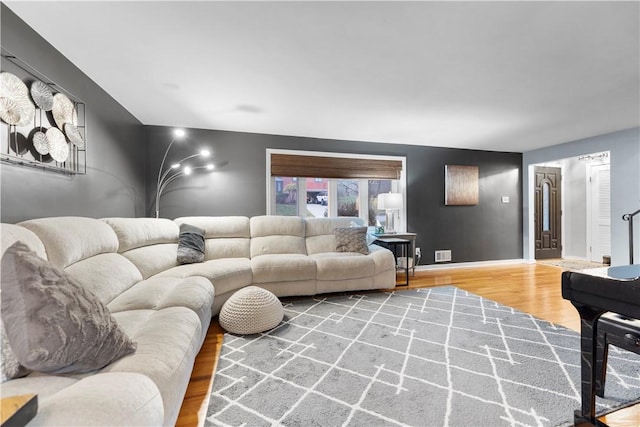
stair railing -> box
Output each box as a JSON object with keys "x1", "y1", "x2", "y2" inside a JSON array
[{"x1": 622, "y1": 208, "x2": 640, "y2": 264}]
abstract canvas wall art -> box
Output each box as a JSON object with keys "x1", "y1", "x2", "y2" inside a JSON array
[{"x1": 445, "y1": 165, "x2": 479, "y2": 205}]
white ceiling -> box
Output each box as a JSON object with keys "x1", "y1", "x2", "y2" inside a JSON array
[{"x1": 5, "y1": 1, "x2": 639, "y2": 152}]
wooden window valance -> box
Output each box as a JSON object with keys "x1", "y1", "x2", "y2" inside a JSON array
[{"x1": 270, "y1": 153, "x2": 403, "y2": 180}]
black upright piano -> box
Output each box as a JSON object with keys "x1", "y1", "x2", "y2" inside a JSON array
[{"x1": 561, "y1": 265, "x2": 640, "y2": 426}]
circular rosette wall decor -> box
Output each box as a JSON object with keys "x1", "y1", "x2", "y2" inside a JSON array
[
  {"x1": 0, "y1": 97, "x2": 21, "y2": 125},
  {"x1": 52, "y1": 93, "x2": 77, "y2": 130},
  {"x1": 32, "y1": 131, "x2": 50, "y2": 155},
  {"x1": 46, "y1": 127, "x2": 69, "y2": 162},
  {"x1": 0, "y1": 72, "x2": 35, "y2": 126},
  {"x1": 30, "y1": 80, "x2": 54, "y2": 111},
  {"x1": 64, "y1": 123, "x2": 84, "y2": 148}
]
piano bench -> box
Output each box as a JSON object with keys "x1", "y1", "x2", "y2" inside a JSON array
[{"x1": 595, "y1": 312, "x2": 640, "y2": 397}]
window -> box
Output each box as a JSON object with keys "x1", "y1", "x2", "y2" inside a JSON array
[
  {"x1": 275, "y1": 177, "x2": 297, "y2": 215},
  {"x1": 337, "y1": 179, "x2": 359, "y2": 217},
  {"x1": 543, "y1": 181, "x2": 550, "y2": 232},
  {"x1": 368, "y1": 180, "x2": 392, "y2": 226},
  {"x1": 267, "y1": 150, "x2": 406, "y2": 231}
]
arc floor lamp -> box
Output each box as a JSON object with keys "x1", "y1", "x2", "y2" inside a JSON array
[{"x1": 155, "y1": 129, "x2": 214, "y2": 218}]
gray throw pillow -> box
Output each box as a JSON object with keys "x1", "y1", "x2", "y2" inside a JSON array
[
  {"x1": 177, "y1": 223, "x2": 206, "y2": 264},
  {"x1": 0, "y1": 242, "x2": 136, "y2": 374},
  {"x1": 1, "y1": 321, "x2": 30, "y2": 382},
  {"x1": 334, "y1": 227, "x2": 369, "y2": 255}
]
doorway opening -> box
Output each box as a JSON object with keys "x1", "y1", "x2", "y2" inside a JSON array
[
  {"x1": 586, "y1": 155, "x2": 611, "y2": 264},
  {"x1": 530, "y1": 151, "x2": 610, "y2": 268}
]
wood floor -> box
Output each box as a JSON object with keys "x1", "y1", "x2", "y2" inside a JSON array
[{"x1": 175, "y1": 263, "x2": 639, "y2": 427}]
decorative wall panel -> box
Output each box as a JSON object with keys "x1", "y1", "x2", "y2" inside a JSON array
[
  {"x1": 1, "y1": 50, "x2": 86, "y2": 175},
  {"x1": 445, "y1": 165, "x2": 479, "y2": 205}
]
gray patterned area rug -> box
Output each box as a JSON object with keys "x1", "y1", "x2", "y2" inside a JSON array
[{"x1": 206, "y1": 286, "x2": 640, "y2": 427}]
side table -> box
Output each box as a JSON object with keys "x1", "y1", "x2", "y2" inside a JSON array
[
  {"x1": 1, "y1": 394, "x2": 37, "y2": 427},
  {"x1": 374, "y1": 237, "x2": 411, "y2": 286},
  {"x1": 373, "y1": 232, "x2": 417, "y2": 276}
]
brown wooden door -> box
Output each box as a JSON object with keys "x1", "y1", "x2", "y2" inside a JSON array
[{"x1": 535, "y1": 166, "x2": 562, "y2": 259}]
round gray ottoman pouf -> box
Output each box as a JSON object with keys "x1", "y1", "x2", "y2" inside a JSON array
[{"x1": 219, "y1": 286, "x2": 284, "y2": 335}]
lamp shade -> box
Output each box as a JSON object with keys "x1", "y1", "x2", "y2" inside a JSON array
[{"x1": 378, "y1": 192, "x2": 403, "y2": 210}]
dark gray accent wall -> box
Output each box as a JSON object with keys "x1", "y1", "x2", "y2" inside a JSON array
[
  {"x1": 1, "y1": 5, "x2": 522, "y2": 264},
  {"x1": 145, "y1": 126, "x2": 523, "y2": 264},
  {"x1": 0, "y1": 5, "x2": 146, "y2": 223}
]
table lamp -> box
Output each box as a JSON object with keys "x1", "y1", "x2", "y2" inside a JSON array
[{"x1": 378, "y1": 192, "x2": 402, "y2": 233}]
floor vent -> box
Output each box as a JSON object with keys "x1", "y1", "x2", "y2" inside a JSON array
[{"x1": 435, "y1": 250, "x2": 452, "y2": 263}]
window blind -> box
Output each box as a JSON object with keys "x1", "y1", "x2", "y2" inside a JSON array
[{"x1": 270, "y1": 153, "x2": 403, "y2": 180}]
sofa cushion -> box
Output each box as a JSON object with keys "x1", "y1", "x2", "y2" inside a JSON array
[
  {"x1": 316, "y1": 277, "x2": 380, "y2": 294},
  {"x1": 250, "y1": 215, "x2": 305, "y2": 238},
  {"x1": 122, "y1": 244, "x2": 179, "y2": 279},
  {"x1": 175, "y1": 216, "x2": 251, "y2": 260},
  {"x1": 0, "y1": 372, "x2": 164, "y2": 426},
  {"x1": 177, "y1": 223, "x2": 205, "y2": 264},
  {"x1": 368, "y1": 244, "x2": 397, "y2": 273},
  {"x1": 311, "y1": 253, "x2": 374, "y2": 281},
  {"x1": 153, "y1": 258, "x2": 253, "y2": 295},
  {"x1": 175, "y1": 216, "x2": 250, "y2": 238},
  {"x1": 108, "y1": 276, "x2": 214, "y2": 327},
  {"x1": 154, "y1": 258, "x2": 252, "y2": 296},
  {"x1": 334, "y1": 226, "x2": 369, "y2": 255},
  {"x1": 251, "y1": 254, "x2": 316, "y2": 283},
  {"x1": 19, "y1": 217, "x2": 118, "y2": 270},
  {"x1": 204, "y1": 238, "x2": 251, "y2": 261},
  {"x1": 304, "y1": 217, "x2": 356, "y2": 255},
  {"x1": 1, "y1": 242, "x2": 136, "y2": 374},
  {"x1": 1, "y1": 223, "x2": 46, "y2": 259},
  {"x1": 106, "y1": 307, "x2": 204, "y2": 426},
  {"x1": 251, "y1": 234, "x2": 307, "y2": 257},
  {"x1": 102, "y1": 217, "x2": 186, "y2": 279},
  {"x1": 250, "y1": 215, "x2": 307, "y2": 256},
  {"x1": 64, "y1": 253, "x2": 143, "y2": 305},
  {"x1": 102, "y1": 217, "x2": 178, "y2": 252}
]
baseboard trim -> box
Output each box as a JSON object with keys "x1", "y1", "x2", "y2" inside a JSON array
[{"x1": 414, "y1": 259, "x2": 527, "y2": 271}]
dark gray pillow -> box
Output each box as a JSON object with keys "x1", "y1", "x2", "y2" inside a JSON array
[
  {"x1": 177, "y1": 223, "x2": 206, "y2": 264},
  {"x1": 0, "y1": 242, "x2": 136, "y2": 374},
  {"x1": 1, "y1": 320, "x2": 30, "y2": 382},
  {"x1": 334, "y1": 226, "x2": 369, "y2": 255}
]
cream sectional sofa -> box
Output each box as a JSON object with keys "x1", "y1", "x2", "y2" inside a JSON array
[{"x1": 0, "y1": 215, "x2": 395, "y2": 426}]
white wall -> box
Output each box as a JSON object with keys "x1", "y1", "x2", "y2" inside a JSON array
[{"x1": 523, "y1": 127, "x2": 640, "y2": 266}]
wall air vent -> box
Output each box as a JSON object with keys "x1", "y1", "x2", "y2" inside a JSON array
[{"x1": 435, "y1": 250, "x2": 452, "y2": 263}]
